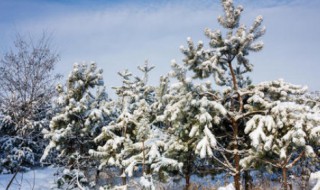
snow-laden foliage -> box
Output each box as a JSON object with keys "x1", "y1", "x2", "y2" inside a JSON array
[
  {"x1": 309, "y1": 171, "x2": 320, "y2": 190},
  {"x1": 139, "y1": 174, "x2": 155, "y2": 190},
  {"x1": 156, "y1": 0, "x2": 319, "y2": 189},
  {"x1": 147, "y1": 0, "x2": 266, "y2": 188},
  {"x1": 0, "y1": 98, "x2": 52, "y2": 174},
  {"x1": 41, "y1": 63, "x2": 112, "y2": 170},
  {"x1": 236, "y1": 80, "x2": 320, "y2": 190},
  {"x1": 240, "y1": 80, "x2": 320, "y2": 169},
  {"x1": 91, "y1": 62, "x2": 181, "y2": 187},
  {"x1": 54, "y1": 168, "x2": 92, "y2": 190},
  {"x1": 1, "y1": 0, "x2": 314, "y2": 189},
  {"x1": 179, "y1": 0, "x2": 264, "y2": 86},
  {"x1": 168, "y1": 3, "x2": 267, "y2": 188},
  {"x1": 156, "y1": 61, "x2": 226, "y2": 180}
]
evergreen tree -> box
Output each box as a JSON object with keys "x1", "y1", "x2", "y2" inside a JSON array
[
  {"x1": 41, "y1": 63, "x2": 112, "y2": 189},
  {"x1": 241, "y1": 80, "x2": 320, "y2": 190},
  {"x1": 90, "y1": 62, "x2": 181, "y2": 188},
  {"x1": 156, "y1": 61, "x2": 226, "y2": 188},
  {"x1": 168, "y1": 1, "x2": 320, "y2": 189},
  {"x1": 160, "y1": 0, "x2": 265, "y2": 189}
]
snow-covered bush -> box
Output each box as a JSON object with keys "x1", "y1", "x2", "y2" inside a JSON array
[
  {"x1": 0, "y1": 135, "x2": 35, "y2": 173},
  {"x1": 0, "y1": 84, "x2": 53, "y2": 174},
  {"x1": 54, "y1": 168, "x2": 91, "y2": 190}
]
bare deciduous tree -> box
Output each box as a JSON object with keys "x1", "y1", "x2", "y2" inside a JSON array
[
  {"x1": 0, "y1": 33, "x2": 61, "y2": 127},
  {"x1": 0, "y1": 33, "x2": 61, "y2": 173}
]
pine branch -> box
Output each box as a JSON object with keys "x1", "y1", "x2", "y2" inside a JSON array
[
  {"x1": 235, "y1": 111, "x2": 266, "y2": 121},
  {"x1": 258, "y1": 158, "x2": 280, "y2": 168},
  {"x1": 287, "y1": 151, "x2": 305, "y2": 169}
]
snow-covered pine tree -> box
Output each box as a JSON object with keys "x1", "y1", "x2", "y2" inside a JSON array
[
  {"x1": 170, "y1": 0, "x2": 265, "y2": 189},
  {"x1": 156, "y1": 61, "x2": 226, "y2": 188},
  {"x1": 174, "y1": 1, "x2": 320, "y2": 189},
  {"x1": 89, "y1": 68, "x2": 137, "y2": 186},
  {"x1": 41, "y1": 63, "x2": 112, "y2": 188},
  {"x1": 240, "y1": 80, "x2": 320, "y2": 190},
  {"x1": 90, "y1": 62, "x2": 181, "y2": 188}
]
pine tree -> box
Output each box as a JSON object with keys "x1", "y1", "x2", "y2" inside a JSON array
[
  {"x1": 90, "y1": 62, "x2": 181, "y2": 188},
  {"x1": 41, "y1": 63, "x2": 112, "y2": 188},
  {"x1": 241, "y1": 80, "x2": 320, "y2": 190},
  {"x1": 89, "y1": 68, "x2": 138, "y2": 186},
  {"x1": 156, "y1": 61, "x2": 226, "y2": 188},
  {"x1": 171, "y1": 1, "x2": 320, "y2": 189},
  {"x1": 162, "y1": 0, "x2": 265, "y2": 189}
]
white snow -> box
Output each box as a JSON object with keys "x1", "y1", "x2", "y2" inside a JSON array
[
  {"x1": 310, "y1": 171, "x2": 320, "y2": 190},
  {"x1": 218, "y1": 183, "x2": 235, "y2": 190},
  {"x1": 0, "y1": 167, "x2": 58, "y2": 190}
]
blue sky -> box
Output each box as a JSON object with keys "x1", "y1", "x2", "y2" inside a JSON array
[{"x1": 1, "y1": 0, "x2": 320, "y2": 94}]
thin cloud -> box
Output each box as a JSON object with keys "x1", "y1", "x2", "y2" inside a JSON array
[{"x1": 1, "y1": 0, "x2": 320, "y2": 94}]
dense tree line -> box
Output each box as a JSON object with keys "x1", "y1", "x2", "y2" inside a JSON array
[{"x1": 1, "y1": 0, "x2": 320, "y2": 190}]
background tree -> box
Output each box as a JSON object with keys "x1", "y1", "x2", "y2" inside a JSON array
[{"x1": 0, "y1": 33, "x2": 60, "y2": 173}]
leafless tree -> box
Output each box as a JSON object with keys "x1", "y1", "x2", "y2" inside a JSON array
[
  {"x1": 0, "y1": 33, "x2": 61, "y2": 131},
  {"x1": 0, "y1": 33, "x2": 61, "y2": 173}
]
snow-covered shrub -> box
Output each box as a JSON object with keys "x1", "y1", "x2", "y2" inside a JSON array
[
  {"x1": 54, "y1": 168, "x2": 91, "y2": 190},
  {"x1": 0, "y1": 136, "x2": 35, "y2": 173},
  {"x1": 139, "y1": 175, "x2": 155, "y2": 190},
  {"x1": 0, "y1": 101, "x2": 52, "y2": 173}
]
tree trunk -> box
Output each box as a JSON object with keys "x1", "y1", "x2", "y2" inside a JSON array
[
  {"x1": 300, "y1": 165, "x2": 310, "y2": 190},
  {"x1": 121, "y1": 168, "x2": 126, "y2": 185},
  {"x1": 244, "y1": 170, "x2": 252, "y2": 190},
  {"x1": 185, "y1": 174, "x2": 190, "y2": 190},
  {"x1": 185, "y1": 152, "x2": 192, "y2": 190},
  {"x1": 95, "y1": 169, "x2": 100, "y2": 185},
  {"x1": 234, "y1": 159, "x2": 241, "y2": 190},
  {"x1": 232, "y1": 119, "x2": 241, "y2": 190},
  {"x1": 282, "y1": 167, "x2": 288, "y2": 190},
  {"x1": 142, "y1": 141, "x2": 146, "y2": 174},
  {"x1": 227, "y1": 60, "x2": 242, "y2": 190},
  {"x1": 122, "y1": 177, "x2": 126, "y2": 186}
]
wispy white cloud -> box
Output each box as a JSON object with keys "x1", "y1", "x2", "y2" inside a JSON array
[{"x1": 1, "y1": 0, "x2": 320, "y2": 93}]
